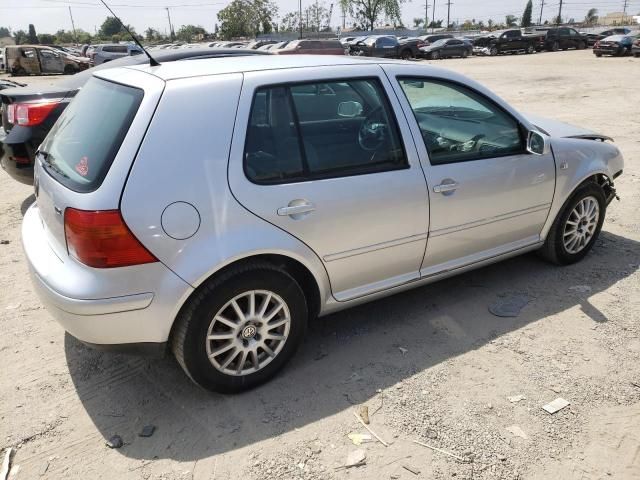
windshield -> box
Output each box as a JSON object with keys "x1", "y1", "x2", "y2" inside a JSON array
[
  {"x1": 39, "y1": 77, "x2": 143, "y2": 192},
  {"x1": 431, "y1": 39, "x2": 447, "y2": 47}
]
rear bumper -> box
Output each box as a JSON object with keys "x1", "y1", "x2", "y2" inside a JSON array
[
  {"x1": 22, "y1": 203, "x2": 193, "y2": 346},
  {"x1": 0, "y1": 130, "x2": 36, "y2": 185}
]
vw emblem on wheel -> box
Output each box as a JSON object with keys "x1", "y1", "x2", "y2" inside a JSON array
[{"x1": 241, "y1": 325, "x2": 257, "y2": 339}]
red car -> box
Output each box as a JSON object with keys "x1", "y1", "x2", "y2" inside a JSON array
[{"x1": 277, "y1": 40, "x2": 345, "y2": 55}]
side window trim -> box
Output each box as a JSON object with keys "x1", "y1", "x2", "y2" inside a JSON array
[
  {"x1": 395, "y1": 75, "x2": 527, "y2": 166},
  {"x1": 243, "y1": 77, "x2": 410, "y2": 185}
]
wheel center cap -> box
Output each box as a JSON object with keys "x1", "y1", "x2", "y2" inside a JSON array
[{"x1": 241, "y1": 324, "x2": 258, "y2": 340}]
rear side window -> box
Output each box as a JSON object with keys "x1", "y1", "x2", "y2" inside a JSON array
[
  {"x1": 103, "y1": 45, "x2": 128, "y2": 53},
  {"x1": 39, "y1": 77, "x2": 143, "y2": 192},
  {"x1": 244, "y1": 79, "x2": 407, "y2": 184}
]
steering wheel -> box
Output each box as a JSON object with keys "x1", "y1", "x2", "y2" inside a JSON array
[{"x1": 358, "y1": 106, "x2": 390, "y2": 151}]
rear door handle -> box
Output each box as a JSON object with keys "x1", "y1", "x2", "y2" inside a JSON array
[
  {"x1": 433, "y1": 181, "x2": 459, "y2": 193},
  {"x1": 277, "y1": 202, "x2": 315, "y2": 217}
]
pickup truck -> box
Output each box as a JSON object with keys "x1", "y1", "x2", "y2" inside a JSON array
[
  {"x1": 472, "y1": 29, "x2": 543, "y2": 56},
  {"x1": 544, "y1": 27, "x2": 589, "y2": 51}
]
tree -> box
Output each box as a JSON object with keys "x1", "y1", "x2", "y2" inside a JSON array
[
  {"x1": 28, "y1": 24, "x2": 39, "y2": 43},
  {"x1": 217, "y1": 0, "x2": 277, "y2": 39},
  {"x1": 145, "y1": 27, "x2": 159, "y2": 41},
  {"x1": 0, "y1": 27, "x2": 10, "y2": 37},
  {"x1": 553, "y1": 14, "x2": 562, "y2": 24},
  {"x1": 585, "y1": 8, "x2": 598, "y2": 25},
  {"x1": 413, "y1": 17, "x2": 424, "y2": 28},
  {"x1": 98, "y1": 16, "x2": 134, "y2": 38},
  {"x1": 175, "y1": 24, "x2": 206, "y2": 42},
  {"x1": 279, "y1": 11, "x2": 300, "y2": 32},
  {"x1": 505, "y1": 14, "x2": 518, "y2": 27},
  {"x1": 427, "y1": 19, "x2": 442, "y2": 28},
  {"x1": 339, "y1": 0, "x2": 405, "y2": 31},
  {"x1": 38, "y1": 33, "x2": 55, "y2": 44},
  {"x1": 521, "y1": 0, "x2": 533, "y2": 27},
  {"x1": 487, "y1": 19, "x2": 494, "y2": 30},
  {"x1": 13, "y1": 30, "x2": 28, "y2": 44}
]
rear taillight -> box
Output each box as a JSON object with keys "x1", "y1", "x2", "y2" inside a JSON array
[
  {"x1": 417, "y1": 41, "x2": 425, "y2": 48},
  {"x1": 7, "y1": 101, "x2": 59, "y2": 126},
  {"x1": 64, "y1": 209, "x2": 157, "y2": 268}
]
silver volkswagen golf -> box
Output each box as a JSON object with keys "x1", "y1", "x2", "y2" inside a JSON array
[{"x1": 23, "y1": 55, "x2": 623, "y2": 392}]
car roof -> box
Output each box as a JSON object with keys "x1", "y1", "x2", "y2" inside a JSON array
[{"x1": 123, "y1": 54, "x2": 405, "y2": 81}]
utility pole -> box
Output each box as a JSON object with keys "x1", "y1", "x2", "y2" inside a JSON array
[
  {"x1": 538, "y1": 0, "x2": 544, "y2": 24},
  {"x1": 166, "y1": 7, "x2": 175, "y2": 41},
  {"x1": 446, "y1": 0, "x2": 452, "y2": 30},
  {"x1": 299, "y1": 0, "x2": 303, "y2": 39},
  {"x1": 424, "y1": 0, "x2": 429, "y2": 33},
  {"x1": 68, "y1": 7, "x2": 77, "y2": 44},
  {"x1": 556, "y1": 0, "x2": 562, "y2": 25},
  {"x1": 342, "y1": 5, "x2": 346, "y2": 30},
  {"x1": 431, "y1": 0, "x2": 436, "y2": 32},
  {"x1": 622, "y1": 0, "x2": 629, "y2": 23}
]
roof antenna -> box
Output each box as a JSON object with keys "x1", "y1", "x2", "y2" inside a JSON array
[{"x1": 97, "y1": 0, "x2": 160, "y2": 66}]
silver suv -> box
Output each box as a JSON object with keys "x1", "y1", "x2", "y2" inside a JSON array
[
  {"x1": 90, "y1": 43, "x2": 144, "y2": 65},
  {"x1": 23, "y1": 56, "x2": 623, "y2": 392}
]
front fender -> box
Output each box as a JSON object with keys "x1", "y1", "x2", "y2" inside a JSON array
[{"x1": 541, "y1": 137, "x2": 624, "y2": 238}]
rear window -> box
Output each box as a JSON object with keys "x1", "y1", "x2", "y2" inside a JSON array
[
  {"x1": 102, "y1": 45, "x2": 128, "y2": 53},
  {"x1": 39, "y1": 77, "x2": 143, "y2": 192}
]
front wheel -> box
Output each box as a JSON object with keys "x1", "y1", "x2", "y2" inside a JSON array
[
  {"x1": 489, "y1": 47, "x2": 498, "y2": 56},
  {"x1": 551, "y1": 41, "x2": 560, "y2": 52},
  {"x1": 431, "y1": 51, "x2": 439, "y2": 60},
  {"x1": 539, "y1": 183, "x2": 606, "y2": 265},
  {"x1": 461, "y1": 50, "x2": 468, "y2": 58},
  {"x1": 526, "y1": 44, "x2": 535, "y2": 54},
  {"x1": 400, "y1": 49, "x2": 413, "y2": 60},
  {"x1": 578, "y1": 41, "x2": 586, "y2": 50},
  {"x1": 172, "y1": 262, "x2": 308, "y2": 393}
]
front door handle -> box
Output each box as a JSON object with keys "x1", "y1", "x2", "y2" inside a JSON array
[
  {"x1": 277, "y1": 201, "x2": 315, "y2": 217},
  {"x1": 433, "y1": 181, "x2": 459, "y2": 194}
]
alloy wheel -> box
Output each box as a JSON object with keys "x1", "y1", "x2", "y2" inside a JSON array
[
  {"x1": 563, "y1": 196, "x2": 600, "y2": 254},
  {"x1": 205, "y1": 290, "x2": 291, "y2": 376}
]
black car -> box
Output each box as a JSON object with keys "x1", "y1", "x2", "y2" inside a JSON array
[
  {"x1": 420, "y1": 38, "x2": 472, "y2": 59},
  {"x1": 593, "y1": 34, "x2": 639, "y2": 57},
  {"x1": 349, "y1": 36, "x2": 400, "y2": 58},
  {"x1": 418, "y1": 34, "x2": 453, "y2": 46},
  {"x1": 0, "y1": 48, "x2": 270, "y2": 185},
  {"x1": 544, "y1": 27, "x2": 588, "y2": 51},
  {"x1": 397, "y1": 37, "x2": 426, "y2": 59}
]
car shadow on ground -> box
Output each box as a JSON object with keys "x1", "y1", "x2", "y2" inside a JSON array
[{"x1": 64, "y1": 230, "x2": 638, "y2": 462}]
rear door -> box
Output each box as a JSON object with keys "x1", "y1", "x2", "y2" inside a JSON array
[{"x1": 228, "y1": 65, "x2": 429, "y2": 301}]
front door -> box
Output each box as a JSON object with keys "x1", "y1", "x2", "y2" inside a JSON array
[
  {"x1": 39, "y1": 49, "x2": 64, "y2": 73},
  {"x1": 386, "y1": 66, "x2": 556, "y2": 276},
  {"x1": 228, "y1": 65, "x2": 429, "y2": 301}
]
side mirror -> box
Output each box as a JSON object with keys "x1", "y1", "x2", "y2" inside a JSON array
[
  {"x1": 527, "y1": 130, "x2": 550, "y2": 155},
  {"x1": 337, "y1": 101, "x2": 363, "y2": 118}
]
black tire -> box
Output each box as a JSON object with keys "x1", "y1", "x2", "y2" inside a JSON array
[
  {"x1": 526, "y1": 44, "x2": 535, "y2": 54},
  {"x1": 595, "y1": 52, "x2": 603, "y2": 57},
  {"x1": 171, "y1": 262, "x2": 308, "y2": 393},
  {"x1": 578, "y1": 41, "x2": 586, "y2": 50},
  {"x1": 551, "y1": 41, "x2": 560, "y2": 52},
  {"x1": 400, "y1": 49, "x2": 413, "y2": 60},
  {"x1": 431, "y1": 51, "x2": 439, "y2": 60},
  {"x1": 64, "y1": 65, "x2": 76, "y2": 75},
  {"x1": 539, "y1": 182, "x2": 606, "y2": 265},
  {"x1": 634, "y1": 52, "x2": 640, "y2": 58},
  {"x1": 489, "y1": 46, "x2": 498, "y2": 56},
  {"x1": 12, "y1": 67, "x2": 27, "y2": 77},
  {"x1": 461, "y1": 50, "x2": 468, "y2": 58}
]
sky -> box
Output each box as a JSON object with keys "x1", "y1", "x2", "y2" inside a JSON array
[{"x1": 1, "y1": 0, "x2": 638, "y2": 36}]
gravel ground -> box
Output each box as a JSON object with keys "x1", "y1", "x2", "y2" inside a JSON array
[{"x1": 0, "y1": 49, "x2": 639, "y2": 480}]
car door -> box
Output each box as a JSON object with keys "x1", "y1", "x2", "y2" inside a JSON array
[
  {"x1": 39, "y1": 49, "x2": 64, "y2": 73},
  {"x1": 385, "y1": 65, "x2": 556, "y2": 276},
  {"x1": 228, "y1": 65, "x2": 430, "y2": 301},
  {"x1": 448, "y1": 39, "x2": 463, "y2": 56},
  {"x1": 376, "y1": 37, "x2": 399, "y2": 58},
  {"x1": 20, "y1": 48, "x2": 41, "y2": 74}
]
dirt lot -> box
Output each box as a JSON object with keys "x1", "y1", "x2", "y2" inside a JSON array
[{"x1": 0, "y1": 50, "x2": 639, "y2": 480}]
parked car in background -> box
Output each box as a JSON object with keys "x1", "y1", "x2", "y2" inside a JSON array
[
  {"x1": 349, "y1": 36, "x2": 400, "y2": 58},
  {"x1": 276, "y1": 39, "x2": 345, "y2": 55},
  {"x1": 593, "y1": 34, "x2": 639, "y2": 57},
  {"x1": 397, "y1": 37, "x2": 426, "y2": 59},
  {"x1": 2, "y1": 45, "x2": 90, "y2": 76},
  {"x1": 632, "y1": 36, "x2": 640, "y2": 57},
  {"x1": 0, "y1": 48, "x2": 270, "y2": 185},
  {"x1": 544, "y1": 27, "x2": 588, "y2": 51},
  {"x1": 584, "y1": 27, "x2": 632, "y2": 46},
  {"x1": 418, "y1": 33, "x2": 453, "y2": 46},
  {"x1": 421, "y1": 38, "x2": 472, "y2": 59},
  {"x1": 247, "y1": 40, "x2": 277, "y2": 50},
  {"x1": 473, "y1": 29, "x2": 540, "y2": 56},
  {"x1": 89, "y1": 43, "x2": 144, "y2": 65},
  {"x1": 22, "y1": 55, "x2": 623, "y2": 393}
]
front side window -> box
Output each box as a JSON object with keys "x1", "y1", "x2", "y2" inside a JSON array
[
  {"x1": 244, "y1": 79, "x2": 407, "y2": 184},
  {"x1": 398, "y1": 77, "x2": 523, "y2": 165}
]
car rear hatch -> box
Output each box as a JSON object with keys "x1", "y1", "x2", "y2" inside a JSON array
[{"x1": 32, "y1": 67, "x2": 165, "y2": 262}]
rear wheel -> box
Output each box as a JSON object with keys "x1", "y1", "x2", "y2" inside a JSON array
[
  {"x1": 578, "y1": 41, "x2": 586, "y2": 50},
  {"x1": 400, "y1": 49, "x2": 413, "y2": 60},
  {"x1": 64, "y1": 65, "x2": 76, "y2": 75},
  {"x1": 12, "y1": 67, "x2": 27, "y2": 77},
  {"x1": 551, "y1": 41, "x2": 560, "y2": 52},
  {"x1": 595, "y1": 52, "x2": 603, "y2": 57},
  {"x1": 539, "y1": 183, "x2": 606, "y2": 265},
  {"x1": 461, "y1": 50, "x2": 468, "y2": 58},
  {"x1": 431, "y1": 51, "x2": 440, "y2": 60},
  {"x1": 526, "y1": 44, "x2": 535, "y2": 54},
  {"x1": 172, "y1": 262, "x2": 308, "y2": 393}
]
